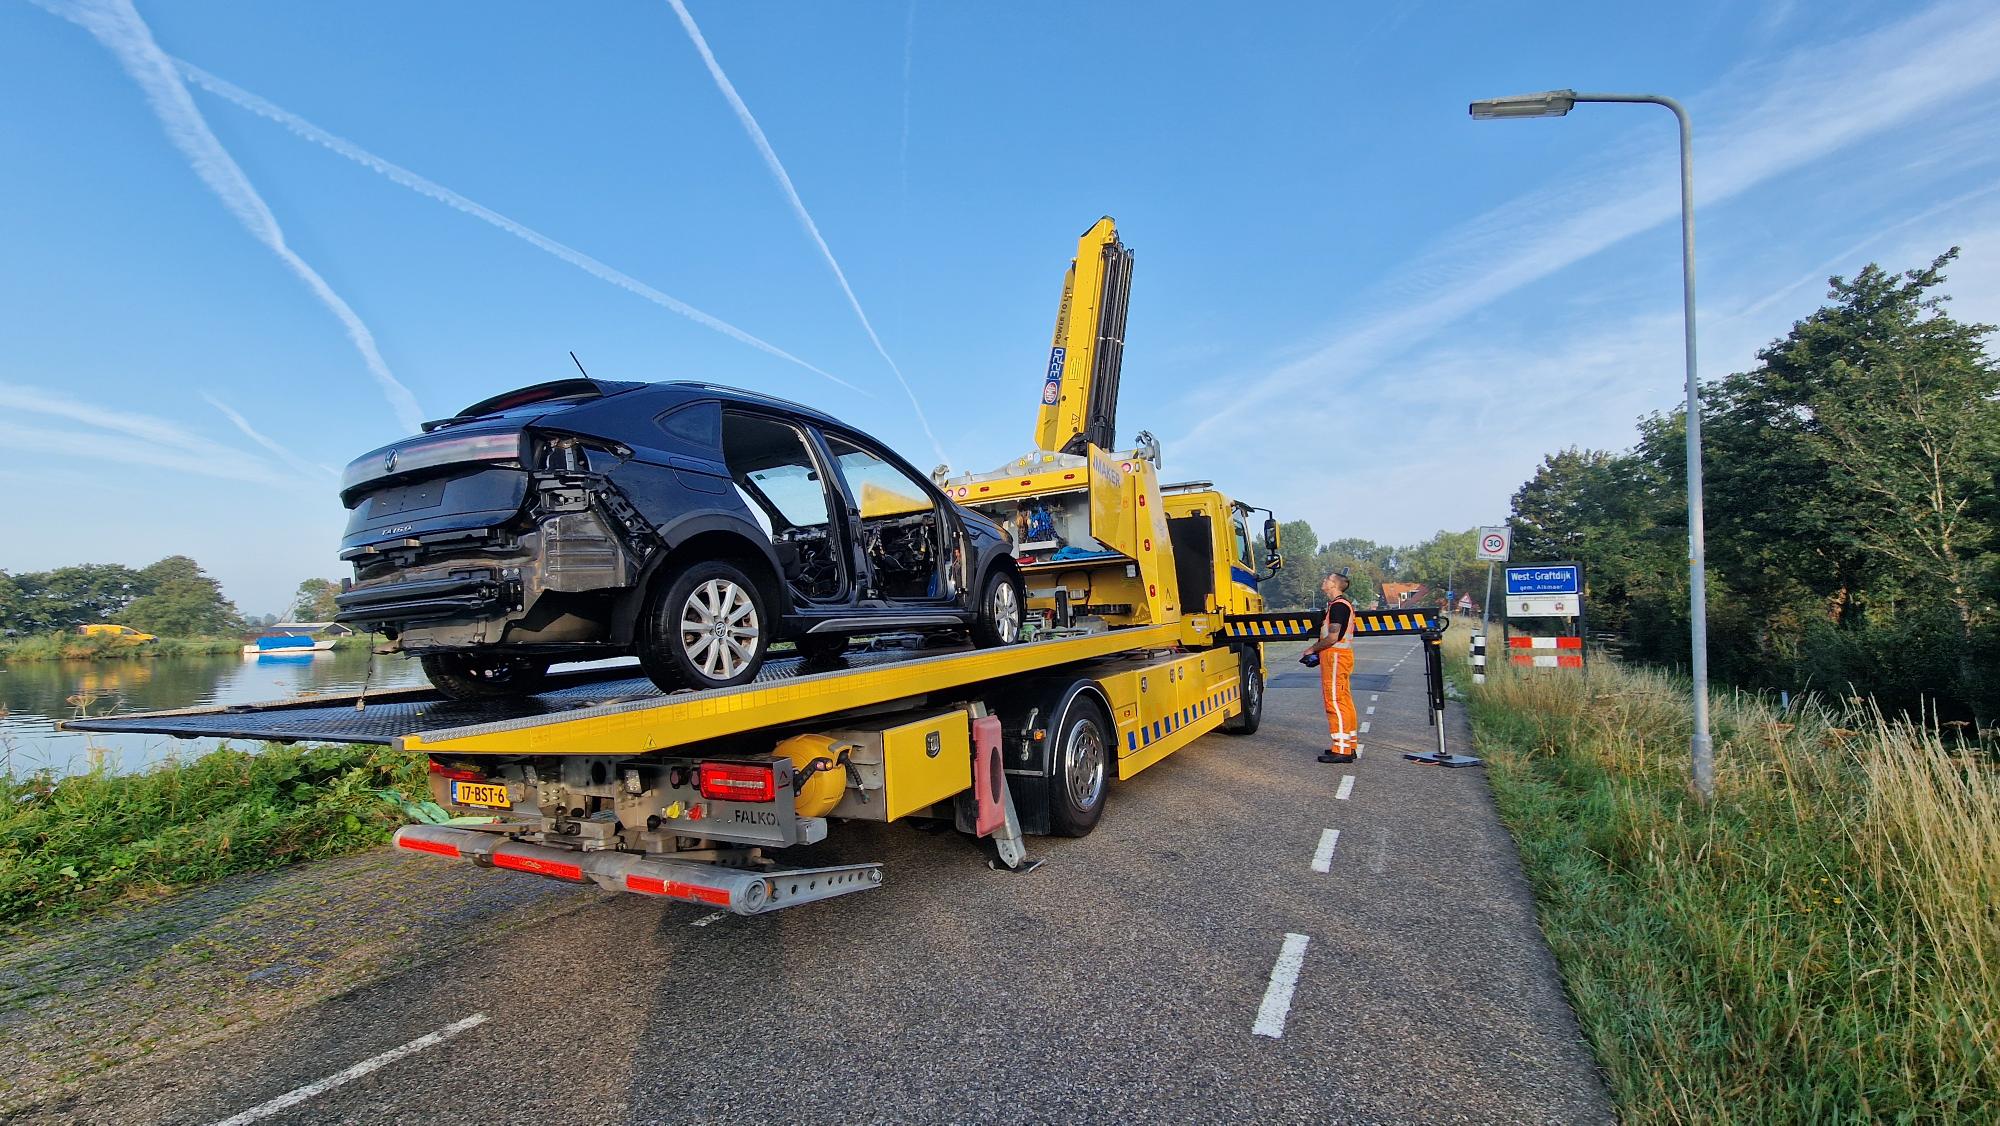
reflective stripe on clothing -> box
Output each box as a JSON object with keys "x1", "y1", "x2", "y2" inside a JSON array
[{"x1": 1320, "y1": 647, "x2": 1357, "y2": 748}]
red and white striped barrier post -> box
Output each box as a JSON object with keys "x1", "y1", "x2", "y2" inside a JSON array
[{"x1": 1508, "y1": 635, "x2": 1583, "y2": 668}]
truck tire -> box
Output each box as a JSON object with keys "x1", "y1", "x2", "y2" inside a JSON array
[
  {"x1": 636, "y1": 560, "x2": 770, "y2": 692},
  {"x1": 420, "y1": 652, "x2": 551, "y2": 701},
  {"x1": 1048, "y1": 694, "x2": 1112, "y2": 837},
  {"x1": 1221, "y1": 647, "x2": 1263, "y2": 735},
  {"x1": 970, "y1": 568, "x2": 1024, "y2": 648}
]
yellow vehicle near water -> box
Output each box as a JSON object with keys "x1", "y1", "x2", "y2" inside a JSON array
[{"x1": 78, "y1": 623, "x2": 157, "y2": 643}]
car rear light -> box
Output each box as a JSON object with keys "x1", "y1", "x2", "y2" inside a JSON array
[
  {"x1": 428, "y1": 760, "x2": 485, "y2": 782},
  {"x1": 698, "y1": 762, "x2": 776, "y2": 803}
]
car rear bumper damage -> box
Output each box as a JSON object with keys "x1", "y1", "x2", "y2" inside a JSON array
[
  {"x1": 390, "y1": 824, "x2": 884, "y2": 915},
  {"x1": 333, "y1": 572, "x2": 515, "y2": 625}
]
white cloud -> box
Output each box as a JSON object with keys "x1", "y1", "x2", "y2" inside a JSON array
[
  {"x1": 201, "y1": 392, "x2": 337, "y2": 480},
  {"x1": 32, "y1": 0, "x2": 426, "y2": 434},
  {"x1": 0, "y1": 382, "x2": 294, "y2": 485},
  {"x1": 1172, "y1": 0, "x2": 2000, "y2": 459}
]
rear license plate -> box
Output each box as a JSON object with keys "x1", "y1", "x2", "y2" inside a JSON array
[{"x1": 451, "y1": 781, "x2": 511, "y2": 809}]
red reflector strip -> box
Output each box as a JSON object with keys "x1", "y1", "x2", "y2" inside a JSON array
[
  {"x1": 492, "y1": 852, "x2": 584, "y2": 881},
  {"x1": 396, "y1": 836, "x2": 460, "y2": 858},
  {"x1": 625, "y1": 874, "x2": 733, "y2": 906}
]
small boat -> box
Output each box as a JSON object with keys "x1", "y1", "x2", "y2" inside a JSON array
[{"x1": 243, "y1": 633, "x2": 337, "y2": 657}]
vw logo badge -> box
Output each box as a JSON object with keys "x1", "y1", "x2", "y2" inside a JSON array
[{"x1": 384, "y1": 450, "x2": 398, "y2": 472}]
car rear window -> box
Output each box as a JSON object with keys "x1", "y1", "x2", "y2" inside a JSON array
[{"x1": 657, "y1": 401, "x2": 722, "y2": 455}]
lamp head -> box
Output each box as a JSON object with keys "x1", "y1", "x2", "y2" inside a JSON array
[{"x1": 1469, "y1": 90, "x2": 1577, "y2": 119}]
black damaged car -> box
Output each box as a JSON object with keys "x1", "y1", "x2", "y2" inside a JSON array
[{"x1": 334, "y1": 379, "x2": 1023, "y2": 699}]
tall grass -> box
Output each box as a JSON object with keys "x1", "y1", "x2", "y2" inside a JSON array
[
  {"x1": 1466, "y1": 656, "x2": 1998, "y2": 1122},
  {"x1": 0, "y1": 742, "x2": 427, "y2": 928}
]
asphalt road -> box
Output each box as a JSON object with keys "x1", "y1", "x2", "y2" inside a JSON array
[{"x1": 20, "y1": 637, "x2": 1611, "y2": 1125}]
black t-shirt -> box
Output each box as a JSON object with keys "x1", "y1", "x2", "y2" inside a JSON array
[{"x1": 1325, "y1": 598, "x2": 1353, "y2": 643}]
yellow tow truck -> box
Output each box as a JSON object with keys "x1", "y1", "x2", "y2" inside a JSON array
[{"x1": 69, "y1": 219, "x2": 1442, "y2": 915}]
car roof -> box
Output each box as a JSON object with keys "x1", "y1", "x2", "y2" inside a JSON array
[{"x1": 653, "y1": 381, "x2": 848, "y2": 429}]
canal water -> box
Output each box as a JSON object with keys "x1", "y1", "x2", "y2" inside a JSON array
[{"x1": 0, "y1": 647, "x2": 430, "y2": 779}]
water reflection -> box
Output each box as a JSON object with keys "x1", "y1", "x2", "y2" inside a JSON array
[{"x1": 0, "y1": 647, "x2": 430, "y2": 779}]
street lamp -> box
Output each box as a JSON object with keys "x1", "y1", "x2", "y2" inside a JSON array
[{"x1": 1469, "y1": 89, "x2": 1716, "y2": 802}]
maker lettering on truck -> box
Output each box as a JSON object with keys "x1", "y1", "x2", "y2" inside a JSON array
[{"x1": 733, "y1": 809, "x2": 780, "y2": 827}]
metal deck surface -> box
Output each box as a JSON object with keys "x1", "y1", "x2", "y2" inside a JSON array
[{"x1": 61, "y1": 647, "x2": 943, "y2": 746}]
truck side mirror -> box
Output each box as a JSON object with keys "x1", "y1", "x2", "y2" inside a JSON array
[{"x1": 1263, "y1": 517, "x2": 1279, "y2": 550}]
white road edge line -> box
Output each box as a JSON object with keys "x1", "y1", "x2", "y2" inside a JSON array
[
  {"x1": 1336, "y1": 775, "x2": 1356, "y2": 800},
  {"x1": 1310, "y1": 828, "x2": 1340, "y2": 873},
  {"x1": 1252, "y1": 933, "x2": 1311, "y2": 1038},
  {"x1": 208, "y1": 1013, "x2": 489, "y2": 1126}
]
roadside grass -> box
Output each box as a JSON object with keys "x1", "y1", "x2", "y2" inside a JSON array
[
  {"x1": 1459, "y1": 651, "x2": 1999, "y2": 1122},
  {"x1": 0, "y1": 742, "x2": 427, "y2": 929}
]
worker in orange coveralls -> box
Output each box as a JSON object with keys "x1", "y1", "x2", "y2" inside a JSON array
[{"x1": 1301, "y1": 569, "x2": 1358, "y2": 764}]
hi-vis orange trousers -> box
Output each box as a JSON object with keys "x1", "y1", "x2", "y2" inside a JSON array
[{"x1": 1320, "y1": 646, "x2": 1357, "y2": 752}]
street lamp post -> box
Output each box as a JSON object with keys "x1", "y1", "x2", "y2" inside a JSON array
[{"x1": 1468, "y1": 89, "x2": 1715, "y2": 801}]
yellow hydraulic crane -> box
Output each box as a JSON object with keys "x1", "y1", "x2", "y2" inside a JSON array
[{"x1": 1033, "y1": 217, "x2": 1134, "y2": 455}]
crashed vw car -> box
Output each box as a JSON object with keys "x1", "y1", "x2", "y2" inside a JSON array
[{"x1": 334, "y1": 379, "x2": 1023, "y2": 699}]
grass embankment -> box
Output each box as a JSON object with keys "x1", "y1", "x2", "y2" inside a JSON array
[
  {"x1": 0, "y1": 633, "x2": 370, "y2": 662},
  {"x1": 0, "y1": 742, "x2": 426, "y2": 929},
  {"x1": 1463, "y1": 656, "x2": 1998, "y2": 1122}
]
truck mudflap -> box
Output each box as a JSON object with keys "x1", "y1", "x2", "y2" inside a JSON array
[{"x1": 391, "y1": 825, "x2": 883, "y2": 915}]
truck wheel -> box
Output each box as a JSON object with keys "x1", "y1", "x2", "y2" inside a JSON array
[
  {"x1": 1048, "y1": 695, "x2": 1111, "y2": 837},
  {"x1": 420, "y1": 652, "x2": 551, "y2": 701},
  {"x1": 637, "y1": 560, "x2": 769, "y2": 692},
  {"x1": 1221, "y1": 647, "x2": 1263, "y2": 735},
  {"x1": 970, "y1": 569, "x2": 1024, "y2": 648}
]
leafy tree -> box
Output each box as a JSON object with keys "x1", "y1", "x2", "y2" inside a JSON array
[
  {"x1": 290, "y1": 578, "x2": 342, "y2": 622},
  {"x1": 13, "y1": 564, "x2": 145, "y2": 632},
  {"x1": 0, "y1": 570, "x2": 24, "y2": 634},
  {"x1": 121, "y1": 556, "x2": 241, "y2": 637}
]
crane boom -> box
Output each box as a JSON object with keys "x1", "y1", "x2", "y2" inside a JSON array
[{"x1": 1033, "y1": 216, "x2": 1134, "y2": 455}]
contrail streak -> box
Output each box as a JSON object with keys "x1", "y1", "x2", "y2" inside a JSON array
[
  {"x1": 202, "y1": 392, "x2": 337, "y2": 479},
  {"x1": 666, "y1": 0, "x2": 946, "y2": 465},
  {"x1": 33, "y1": 0, "x2": 427, "y2": 434},
  {"x1": 172, "y1": 61, "x2": 862, "y2": 395}
]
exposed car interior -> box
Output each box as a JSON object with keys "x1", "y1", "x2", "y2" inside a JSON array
[
  {"x1": 722, "y1": 412, "x2": 846, "y2": 603},
  {"x1": 827, "y1": 435, "x2": 946, "y2": 601}
]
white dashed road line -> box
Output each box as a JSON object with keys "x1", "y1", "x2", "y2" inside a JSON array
[
  {"x1": 1310, "y1": 829, "x2": 1340, "y2": 873},
  {"x1": 1359, "y1": 721, "x2": 1371, "y2": 734},
  {"x1": 1252, "y1": 934, "x2": 1311, "y2": 1038},
  {"x1": 1365, "y1": 706, "x2": 1376, "y2": 715},
  {"x1": 1336, "y1": 775, "x2": 1356, "y2": 801},
  {"x1": 209, "y1": 1013, "x2": 488, "y2": 1126},
  {"x1": 1370, "y1": 694, "x2": 1379, "y2": 702}
]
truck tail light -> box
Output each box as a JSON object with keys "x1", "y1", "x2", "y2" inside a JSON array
[
  {"x1": 428, "y1": 759, "x2": 484, "y2": 782},
  {"x1": 699, "y1": 762, "x2": 776, "y2": 803}
]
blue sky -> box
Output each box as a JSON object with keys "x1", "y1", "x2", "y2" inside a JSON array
[{"x1": 5, "y1": 0, "x2": 1999, "y2": 616}]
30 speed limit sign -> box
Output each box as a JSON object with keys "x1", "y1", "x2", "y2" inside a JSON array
[{"x1": 1477, "y1": 526, "x2": 1512, "y2": 562}]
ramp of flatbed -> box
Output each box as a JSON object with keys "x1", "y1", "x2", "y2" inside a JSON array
[{"x1": 64, "y1": 624, "x2": 1183, "y2": 757}]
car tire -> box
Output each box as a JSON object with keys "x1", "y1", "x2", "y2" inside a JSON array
[
  {"x1": 1221, "y1": 646, "x2": 1263, "y2": 735},
  {"x1": 969, "y1": 567, "x2": 1024, "y2": 648},
  {"x1": 636, "y1": 560, "x2": 770, "y2": 692},
  {"x1": 1048, "y1": 694, "x2": 1111, "y2": 837},
  {"x1": 794, "y1": 634, "x2": 848, "y2": 664},
  {"x1": 420, "y1": 652, "x2": 551, "y2": 701}
]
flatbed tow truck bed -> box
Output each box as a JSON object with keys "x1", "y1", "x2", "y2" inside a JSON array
[{"x1": 66, "y1": 624, "x2": 1183, "y2": 755}]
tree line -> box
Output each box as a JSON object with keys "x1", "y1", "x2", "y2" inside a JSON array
[
  {"x1": 1262, "y1": 524, "x2": 1490, "y2": 614},
  {"x1": 1506, "y1": 250, "x2": 1996, "y2": 722},
  {"x1": 0, "y1": 559, "x2": 350, "y2": 638}
]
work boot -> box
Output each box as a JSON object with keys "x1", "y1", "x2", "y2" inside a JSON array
[{"x1": 1317, "y1": 750, "x2": 1356, "y2": 764}]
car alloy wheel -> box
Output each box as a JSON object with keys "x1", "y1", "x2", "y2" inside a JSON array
[
  {"x1": 989, "y1": 577, "x2": 1020, "y2": 643},
  {"x1": 679, "y1": 577, "x2": 761, "y2": 681}
]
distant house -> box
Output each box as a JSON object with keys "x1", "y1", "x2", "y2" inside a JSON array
[{"x1": 1380, "y1": 582, "x2": 1434, "y2": 609}]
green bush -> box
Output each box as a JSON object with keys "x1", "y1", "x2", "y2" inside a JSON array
[{"x1": 0, "y1": 743, "x2": 427, "y2": 927}]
